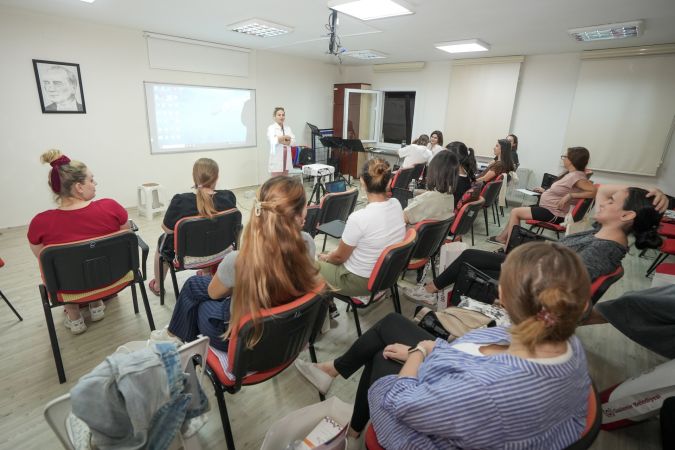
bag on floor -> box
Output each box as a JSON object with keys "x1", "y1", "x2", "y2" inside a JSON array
[
  {"x1": 601, "y1": 359, "x2": 675, "y2": 430},
  {"x1": 449, "y1": 263, "x2": 499, "y2": 306},
  {"x1": 505, "y1": 225, "x2": 550, "y2": 254},
  {"x1": 261, "y1": 396, "x2": 352, "y2": 450},
  {"x1": 439, "y1": 241, "x2": 468, "y2": 272},
  {"x1": 413, "y1": 306, "x2": 494, "y2": 342}
]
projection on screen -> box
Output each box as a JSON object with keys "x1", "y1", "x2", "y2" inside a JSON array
[{"x1": 145, "y1": 82, "x2": 256, "y2": 154}]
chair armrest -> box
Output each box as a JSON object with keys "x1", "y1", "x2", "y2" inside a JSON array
[
  {"x1": 135, "y1": 234, "x2": 149, "y2": 280},
  {"x1": 129, "y1": 219, "x2": 139, "y2": 232}
]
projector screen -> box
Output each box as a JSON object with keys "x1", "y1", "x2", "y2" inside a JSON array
[{"x1": 144, "y1": 82, "x2": 256, "y2": 154}]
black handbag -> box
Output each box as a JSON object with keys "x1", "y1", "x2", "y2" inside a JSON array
[
  {"x1": 449, "y1": 263, "x2": 499, "y2": 306},
  {"x1": 505, "y1": 225, "x2": 551, "y2": 254}
]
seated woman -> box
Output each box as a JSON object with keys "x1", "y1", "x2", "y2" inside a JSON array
[
  {"x1": 148, "y1": 158, "x2": 236, "y2": 295},
  {"x1": 489, "y1": 147, "x2": 596, "y2": 245},
  {"x1": 410, "y1": 184, "x2": 666, "y2": 304},
  {"x1": 446, "y1": 141, "x2": 477, "y2": 206},
  {"x1": 157, "y1": 176, "x2": 322, "y2": 351},
  {"x1": 476, "y1": 139, "x2": 515, "y2": 183},
  {"x1": 506, "y1": 133, "x2": 520, "y2": 169},
  {"x1": 427, "y1": 130, "x2": 444, "y2": 162},
  {"x1": 398, "y1": 135, "x2": 432, "y2": 169},
  {"x1": 28, "y1": 150, "x2": 129, "y2": 334},
  {"x1": 403, "y1": 150, "x2": 458, "y2": 225},
  {"x1": 297, "y1": 242, "x2": 592, "y2": 449},
  {"x1": 318, "y1": 159, "x2": 406, "y2": 310}
]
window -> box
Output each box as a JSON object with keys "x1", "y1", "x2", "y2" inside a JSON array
[{"x1": 382, "y1": 91, "x2": 416, "y2": 145}]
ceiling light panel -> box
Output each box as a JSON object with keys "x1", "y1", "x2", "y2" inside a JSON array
[
  {"x1": 329, "y1": 0, "x2": 413, "y2": 21},
  {"x1": 435, "y1": 39, "x2": 490, "y2": 54},
  {"x1": 568, "y1": 20, "x2": 643, "y2": 42},
  {"x1": 343, "y1": 50, "x2": 388, "y2": 59},
  {"x1": 80, "y1": 0, "x2": 95, "y2": 3},
  {"x1": 229, "y1": 18, "x2": 292, "y2": 37}
]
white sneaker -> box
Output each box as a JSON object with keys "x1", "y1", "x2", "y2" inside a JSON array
[
  {"x1": 294, "y1": 359, "x2": 334, "y2": 395},
  {"x1": 182, "y1": 412, "x2": 209, "y2": 438},
  {"x1": 402, "y1": 284, "x2": 438, "y2": 307},
  {"x1": 149, "y1": 326, "x2": 183, "y2": 345},
  {"x1": 64, "y1": 315, "x2": 87, "y2": 335},
  {"x1": 89, "y1": 303, "x2": 105, "y2": 322},
  {"x1": 66, "y1": 413, "x2": 92, "y2": 450}
]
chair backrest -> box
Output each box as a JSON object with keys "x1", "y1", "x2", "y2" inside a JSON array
[
  {"x1": 302, "y1": 205, "x2": 321, "y2": 237},
  {"x1": 368, "y1": 229, "x2": 417, "y2": 292},
  {"x1": 318, "y1": 189, "x2": 358, "y2": 225},
  {"x1": 590, "y1": 265, "x2": 624, "y2": 305},
  {"x1": 410, "y1": 162, "x2": 426, "y2": 181},
  {"x1": 450, "y1": 198, "x2": 485, "y2": 238},
  {"x1": 0, "y1": 257, "x2": 4, "y2": 268},
  {"x1": 480, "y1": 177, "x2": 503, "y2": 208},
  {"x1": 411, "y1": 217, "x2": 454, "y2": 261},
  {"x1": 570, "y1": 197, "x2": 594, "y2": 223},
  {"x1": 391, "y1": 167, "x2": 414, "y2": 190},
  {"x1": 44, "y1": 336, "x2": 211, "y2": 450},
  {"x1": 541, "y1": 172, "x2": 557, "y2": 190},
  {"x1": 564, "y1": 384, "x2": 602, "y2": 450},
  {"x1": 227, "y1": 285, "x2": 327, "y2": 387},
  {"x1": 173, "y1": 208, "x2": 243, "y2": 269},
  {"x1": 39, "y1": 231, "x2": 141, "y2": 304},
  {"x1": 391, "y1": 187, "x2": 413, "y2": 209}
]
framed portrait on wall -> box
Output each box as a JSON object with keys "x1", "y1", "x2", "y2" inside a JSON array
[{"x1": 32, "y1": 59, "x2": 86, "y2": 114}]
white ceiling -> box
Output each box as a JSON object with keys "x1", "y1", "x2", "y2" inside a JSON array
[{"x1": 2, "y1": 0, "x2": 675, "y2": 65}]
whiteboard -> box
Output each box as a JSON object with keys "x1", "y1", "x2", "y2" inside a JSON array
[
  {"x1": 144, "y1": 82, "x2": 256, "y2": 154},
  {"x1": 565, "y1": 54, "x2": 675, "y2": 176}
]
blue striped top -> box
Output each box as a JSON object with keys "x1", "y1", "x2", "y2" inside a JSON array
[{"x1": 368, "y1": 327, "x2": 590, "y2": 449}]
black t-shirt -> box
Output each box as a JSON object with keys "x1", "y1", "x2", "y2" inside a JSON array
[{"x1": 160, "y1": 190, "x2": 237, "y2": 255}]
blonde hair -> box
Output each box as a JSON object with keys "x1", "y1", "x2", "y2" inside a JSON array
[
  {"x1": 500, "y1": 242, "x2": 590, "y2": 352},
  {"x1": 192, "y1": 158, "x2": 219, "y2": 218},
  {"x1": 225, "y1": 176, "x2": 321, "y2": 347},
  {"x1": 40, "y1": 149, "x2": 87, "y2": 202}
]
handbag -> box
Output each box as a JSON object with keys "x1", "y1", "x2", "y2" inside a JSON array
[
  {"x1": 439, "y1": 241, "x2": 468, "y2": 272},
  {"x1": 505, "y1": 225, "x2": 550, "y2": 254},
  {"x1": 414, "y1": 306, "x2": 494, "y2": 341},
  {"x1": 449, "y1": 263, "x2": 499, "y2": 306}
]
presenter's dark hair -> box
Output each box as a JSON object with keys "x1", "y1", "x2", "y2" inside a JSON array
[
  {"x1": 431, "y1": 130, "x2": 444, "y2": 146},
  {"x1": 361, "y1": 158, "x2": 391, "y2": 194},
  {"x1": 426, "y1": 150, "x2": 458, "y2": 194}
]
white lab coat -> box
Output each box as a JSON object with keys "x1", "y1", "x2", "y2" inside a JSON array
[
  {"x1": 399, "y1": 144, "x2": 432, "y2": 168},
  {"x1": 267, "y1": 122, "x2": 296, "y2": 173}
]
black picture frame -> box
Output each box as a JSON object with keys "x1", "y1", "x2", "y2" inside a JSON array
[{"x1": 32, "y1": 59, "x2": 86, "y2": 114}]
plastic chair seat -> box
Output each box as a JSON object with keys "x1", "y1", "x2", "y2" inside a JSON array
[
  {"x1": 316, "y1": 220, "x2": 347, "y2": 239},
  {"x1": 53, "y1": 271, "x2": 133, "y2": 303},
  {"x1": 525, "y1": 219, "x2": 566, "y2": 232},
  {"x1": 407, "y1": 258, "x2": 427, "y2": 270},
  {"x1": 206, "y1": 348, "x2": 292, "y2": 388}
]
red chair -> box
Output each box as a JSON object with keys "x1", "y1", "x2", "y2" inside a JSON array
[
  {"x1": 333, "y1": 229, "x2": 417, "y2": 336},
  {"x1": 409, "y1": 162, "x2": 426, "y2": 189},
  {"x1": 659, "y1": 222, "x2": 675, "y2": 239},
  {"x1": 590, "y1": 265, "x2": 624, "y2": 305},
  {"x1": 479, "y1": 176, "x2": 503, "y2": 235},
  {"x1": 0, "y1": 257, "x2": 22, "y2": 321},
  {"x1": 365, "y1": 384, "x2": 601, "y2": 450},
  {"x1": 646, "y1": 239, "x2": 675, "y2": 277},
  {"x1": 450, "y1": 197, "x2": 485, "y2": 246},
  {"x1": 205, "y1": 285, "x2": 327, "y2": 450},
  {"x1": 390, "y1": 166, "x2": 415, "y2": 191},
  {"x1": 38, "y1": 231, "x2": 155, "y2": 383},
  {"x1": 159, "y1": 208, "x2": 242, "y2": 305},
  {"x1": 527, "y1": 196, "x2": 595, "y2": 239},
  {"x1": 405, "y1": 217, "x2": 454, "y2": 283}
]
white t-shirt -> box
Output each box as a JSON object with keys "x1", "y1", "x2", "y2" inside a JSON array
[
  {"x1": 428, "y1": 144, "x2": 445, "y2": 161},
  {"x1": 342, "y1": 198, "x2": 406, "y2": 278},
  {"x1": 398, "y1": 144, "x2": 431, "y2": 168}
]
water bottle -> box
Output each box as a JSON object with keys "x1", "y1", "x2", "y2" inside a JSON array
[{"x1": 401, "y1": 140, "x2": 406, "y2": 148}]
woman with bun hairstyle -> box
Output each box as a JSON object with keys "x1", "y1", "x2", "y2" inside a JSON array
[
  {"x1": 318, "y1": 159, "x2": 406, "y2": 311},
  {"x1": 446, "y1": 141, "x2": 478, "y2": 206},
  {"x1": 157, "y1": 176, "x2": 322, "y2": 350},
  {"x1": 148, "y1": 158, "x2": 236, "y2": 296},
  {"x1": 297, "y1": 243, "x2": 593, "y2": 449},
  {"x1": 267, "y1": 106, "x2": 296, "y2": 176},
  {"x1": 489, "y1": 147, "x2": 595, "y2": 245},
  {"x1": 409, "y1": 184, "x2": 667, "y2": 304},
  {"x1": 398, "y1": 134, "x2": 432, "y2": 168},
  {"x1": 427, "y1": 130, "x2": 444, "y2": 161},
  {"x1": 476, "y1": 139, "x2": 515, "y2": 183},
  {"x1": 28, "y1": 150, "x2": 129, "y2": 334}
]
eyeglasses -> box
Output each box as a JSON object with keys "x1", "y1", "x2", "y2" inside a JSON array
[{"x1": 560, "y1": 155, "x2": 569, "y2": 160}]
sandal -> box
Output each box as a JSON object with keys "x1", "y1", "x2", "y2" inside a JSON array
[{"x1": 148, "y1": 279, "x2": 161, "y2": 296}]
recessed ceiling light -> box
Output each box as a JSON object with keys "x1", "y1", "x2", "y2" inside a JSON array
[
  {"x1": 343, "y1": 50, "x2": 388, "y2": 60},
  {"x1": 328, "y1": 0, "x2": 413, "y2": 21},
  {"x1": 80, "y1": 0, "x2": 95, "y2": 3},
  {"x1": 435, "y1": 39, "x2": 490, "y2": 54},
  {"x1": 568, "y1": 20, "x2": 643, "y2": 42},
  {"x1": 228, "y1": 18, "x2": 293, "y2": 37}
]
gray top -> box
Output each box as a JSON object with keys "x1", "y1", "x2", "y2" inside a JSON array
[
  {"x1": 559, "y1": 229, "x2": 627, "y2": 281},
  {"x1": 216, "y1": 231, "x2": 316, "y2": 287}
]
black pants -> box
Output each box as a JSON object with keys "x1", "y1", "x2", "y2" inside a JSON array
[
  {"x1": 662, "y1": 397, "x2": 675, "y2": 449},
  {"x1": 333, "y1": 313, "x2": 434, "y2": 432},
  {"x1": 432, "y1": 249, "x2": 505, "y2": 290}
]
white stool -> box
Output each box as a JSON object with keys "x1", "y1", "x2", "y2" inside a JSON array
[{"x1": 137, "y1": 183, "x2": 167, "y2": 219}]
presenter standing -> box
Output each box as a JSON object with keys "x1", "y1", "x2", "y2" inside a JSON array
[{"x1": 267, "y1": 107, "x2": 296, "y2": 176}]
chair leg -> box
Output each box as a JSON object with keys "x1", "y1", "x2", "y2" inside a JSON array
[
  {"x1": 130, "y1": 283, "x2": 139, "y2": 314},
  {"x1": 137, "y1": 276, "x2": 156, "y2": 331},
  {"x1": 430, "y1": 258, "x2": 437, "y2": 280},
  {"x1": 351, "y1": 302, "x2": 362, "y2": 337},
  {"x1": 0, "y1": 289, "x2": 22, "y2": 321},
  {"x1": 211, "y1": 379, "x2": 236, "y2": 450},
  {"x1": 159, "y1": 258, "x2": 166, "y2": 306},
  {"x1": 41, "y1": 285, "x2": 66, "y2": 384},
  {"x1": 322, "y1": 234, "x2": 328, "y2": 252},
  {"x1": 169, "y1": 265, "x2": 180, "y2": 301},
  {"x1": 483, "y1": 209, "x2": 489, "y2": 235},
  {"x1": 471, "y1": 225, "x2": 475, "y2": 246},
  {"x1": 646, "y1": 252, "x2": 668, "y2": 277},
  {"x1": 495, "y1": 205, "x2": 501, "y2": 227},
  {"x1": 391, "y1": 286, "x2": 402, "y2": 314}
]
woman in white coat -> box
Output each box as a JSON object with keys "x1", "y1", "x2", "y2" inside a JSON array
[{"x1": 267, "y1": 107, "x2": 296, "y2": 176}]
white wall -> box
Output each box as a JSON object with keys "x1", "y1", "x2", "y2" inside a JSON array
[
  {"x1": 340, "y1": 54, "x2": 675, "y2": 193},
  {"x1": 0, "y1": 6, "x2": 337, "y2": 228}
]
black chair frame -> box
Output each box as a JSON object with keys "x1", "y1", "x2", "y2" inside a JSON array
[
  {"x1": 38, "y1": 231, "x2": 155, "y2": 383},
  {"x1": 480, "y1": 179, "x2": 503, "y2": 235},
  {"x1": 314, "y1": 189, "x2": 359, "y2": 251},
  {"x1": 404, "y1": 217, "x2": 454, "y2": 283}
]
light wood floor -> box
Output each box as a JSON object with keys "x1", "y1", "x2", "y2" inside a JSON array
[{"x1": 0, "y1": 183, "x2": 666, "y2": 450}]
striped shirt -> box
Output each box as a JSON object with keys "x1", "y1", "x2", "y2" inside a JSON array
[{"x1": 368, "y1": 327, "x2": 590, "y2": 450}]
